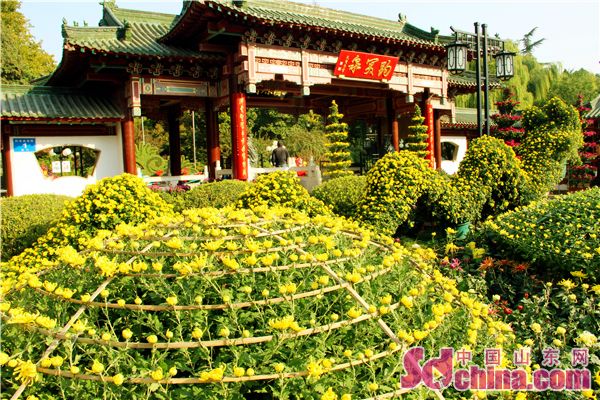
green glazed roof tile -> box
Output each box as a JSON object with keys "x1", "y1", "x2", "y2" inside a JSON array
[
  {"x1": 167, "y1": 0, "x2": 444, "y2": 48},
  {"x1": 106, "y1": 6, "x2": 177, "y2": 26},
  {"x1": 61, "y1": 4, "x2": 221, "y2": 60},
  {"x1": 1, "y1": 85, "x2": 123, "y2": 120},
  {"x1": 62, "y1": 23, "x2": 219, "y2": 59},
  {"x1": 227, "y1": 0, "x2": 439, "y2": 45}
]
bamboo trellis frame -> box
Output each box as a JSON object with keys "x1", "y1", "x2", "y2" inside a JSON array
[{"x1": 7, "y1": 214, "x2": 445, "y2": 400}]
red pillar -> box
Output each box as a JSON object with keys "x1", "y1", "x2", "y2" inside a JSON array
[
  {"x1": 167, "y1": 107, "x2": 182, "y2": 176},
  {"x1": 121, "y1": 113, "x2": 137, "y2": 174},
  {"x1": 387, "y1": 98, "x2": 399, "y2": 152},
  {"x1": 425, "y1": 103, "x2": 435, "y2": 168},
  {"x1": 434, "y1": 110, "x2": 443, "y2": 170},
  {"x1": 1, "y1": 127, "x2": 13, "y2": 196},
  {"x1": 230, "y1": 92, "x2": 248, "y2": 181},
  {"x1": 206, "y1": 99, "x2": 220, "y2": 181}
]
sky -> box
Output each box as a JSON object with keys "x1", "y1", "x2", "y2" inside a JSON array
[{"x1": 19, "y1": 0, "x2": 600, "y2": 74}]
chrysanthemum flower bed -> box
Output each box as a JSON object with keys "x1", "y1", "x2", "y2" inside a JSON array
[
  {"x1": 1, "y1": 207, "x2": 515, "y2": 399},
  {"x1": 483, "y1": 187, "x2": 600, "y2": 277}
]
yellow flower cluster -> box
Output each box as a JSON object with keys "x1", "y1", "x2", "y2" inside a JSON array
[
  {"x1": 268, "y1": 315, "x2": 304, "y2": 332},
  {"x1": 237, "y1": 171, "x2": 331, "y2": 217},
  {"x1": 484, "y1": 188, "x2": 600, "y2": 273},
  {"x1": 199, "y1": 366, "x2": 225, "y2": 382}
]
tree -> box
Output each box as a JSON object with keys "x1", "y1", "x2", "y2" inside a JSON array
[
  {"x1": 548, "y1": 69, "x2": 600, "y2": 106},
  {"x1": 404, "y1": 105, "x2": 429, "y2": 159},
  {"x1": 1, "y1": 0, "x2": 55, "y2": 83},
  {"x1": 520, "y1": 27, "x2": 545, "y2": 55},
  {"x1": 323, "y1": 101, "x2": 353, "y2": 179},
  {"x1": 455, "y1": 40, "x2": 562, "y2": 109}
]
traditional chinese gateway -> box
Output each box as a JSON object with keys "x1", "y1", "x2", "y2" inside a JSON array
[{"x1": 1, "y1": 0, "x2": 486, "y2": 196}]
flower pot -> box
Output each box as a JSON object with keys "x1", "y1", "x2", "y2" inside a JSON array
[{"x1": 455, "y1": 221, "x2": 471, "y2": 240}]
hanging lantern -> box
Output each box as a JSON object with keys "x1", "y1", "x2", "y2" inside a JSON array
[
  {"x1": 445, "y1": 41, "x2": 468, "y2": 74},
  {"x1": 494, "y1": 51, "x2": 516, "y2": 80}
]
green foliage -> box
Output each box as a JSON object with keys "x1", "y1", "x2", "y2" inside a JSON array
[
  {"x1": 455, "y1": 41, "x2": 562, "y2": 109},
  {"x1": 548, "y1": 68, "x2": 600, "y2": 106},
  {"x1": 483, "y1": 188, "x2": 600, "y2": 277},
  {"x1": 181, "y1": 180, "x2": 250, "y2": 211},
  {"x1": 238, "y1": 171, "x2": 330, "y2": 216},
  {"x1": 284, "y1": 123, "x2": 329, "y2": 164},
  {"x1": 323, "y1": 101, "x2": 353, "y2": 179},
  {"x1": 456, "y1": 135, "x2": 527, "y2": 218},
  {"x1": 64, "y1": 174, "x2": 171, "y2": 231},
  {"x1": 1, "y1": 0, "x2": 55, "y2": 83},
  {"x1": 5, "y1": 174, "x2": 172, "y2": 268},
  {"x1": 403, "y1": 105, "x2": 429, "y2": 159},
  {"x1": 433, "y1": 229, "x2": 600, "y2": 391},
  {"x1": 357, "y1": 152, "x2": 437, "y2": 235},
  {"x1": 0, "y1": 194, "x2": 71, "y2": 261},
  {"x1": 135, "y1": 143, "x2": 168, "y2": 176},
  {"x1": 218, "y1": 111, "x2": 233, "y2": 163},
  {"x1": 519, "y1": 27, "x2": 545, "y2": 55},
  {"x1": 426, "y1": 174, "x2": 487, "y2": 226},
  {"x1": 311, "y1": 175, "x2": 366, "y2": 218},
  {"x1": 520, "y1": 97, "x2": 583, "y2": 199},
  {"x1": 355, "y1": 98, "x2": 583, "y2": 235},
  {"x1": 251, "y1": 108, "x2": 295, "y2": 139}
]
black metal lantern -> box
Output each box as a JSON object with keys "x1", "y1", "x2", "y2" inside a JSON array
[
  {"x1": 446, "y1": 41, "x2": 468, "y2": 74},
  {"x1": 494, "y1": 51, "x2": 515, "y2": 80}
]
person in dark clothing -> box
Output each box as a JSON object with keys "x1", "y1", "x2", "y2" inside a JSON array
[{"x1": 271, "y1": 141, "x2": 290, "y2": 167}]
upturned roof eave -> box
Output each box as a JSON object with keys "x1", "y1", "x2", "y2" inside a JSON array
[{"x1": 160, "y1": 0, "x2": 445, "y2": 51}]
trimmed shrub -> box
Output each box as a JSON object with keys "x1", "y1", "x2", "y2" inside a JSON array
[
  {"x1": 483, "y1": 188, "x2": 600, "y2": 278},
  {"x1": 357, "y1": 152, "x2": 437, "y2": 235},
  {"x1": 238, "y1": 171, "x2": 330, "y2": 216},
  {"x1": 312, "y1": 175, "x2": 366, "y2": 218},
  {"x1": 404, "y1": 105, "x2": 429, "y2": 159},
  {"x1": 0, "y1": 194, "x2": 71, "y2": 261},
  {"x1": 4, "y1": 174, "x2": 172, "y2": 268},
  {"x1": 64, "y1": 174, "x2": 171, "y2": 231},
  {"x1": 182, "y1": 180, "x2": 250, "y2": 211},
  {"x1": 323, "y1": 101, "x2": 353, "y2": 179},
  {"x1": 456, "y1": 135, "x2": 527, "y2": 219},
  {"x1": 520, "y1": 97, "x2": 583, "y2": 200},
  {"x1": 425, "y1": 174, "x2": 487, "y2": 227}
]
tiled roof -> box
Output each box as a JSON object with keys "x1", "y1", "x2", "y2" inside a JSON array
[
  {"x1": 60, "y1": 4, "x2": 222, "y2": 61},
  {"x1": 447, "y1": 71, "x2": 502, "y2": 88},
  {"x1": 586, "y1": 94, "x2": 600, "y2": 119},
  {"x1": 441, "y1": 107, "x2": 498, "y2": 129},
  {"x1": 164, "y1": 0, "x2": 447, "y2": 49},
  {"x1": 1, "y1": 85, "x2": 123, "y2": 121}
]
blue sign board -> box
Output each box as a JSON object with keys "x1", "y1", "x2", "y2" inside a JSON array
[{"x1": 13, "y1": 138, "x2": 36, "y2": 152}]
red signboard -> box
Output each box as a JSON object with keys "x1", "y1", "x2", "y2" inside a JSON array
[
  {"x1": 334, "y1": 50, "x2": 398, "y2": 81},
  {"x1": 231, "y1": 92, "x2": 248, "y2": 181},
  {"x1": 426, "y1": 103, "x2": 435, "y2": 168}
]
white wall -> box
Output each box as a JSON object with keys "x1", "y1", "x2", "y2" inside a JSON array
[
  {"x1": 9, "y1": 124, "x2": 124, "y2": 197},
  {"x1": 440, "y1": 136, "x2": 468, "y2": 175}
]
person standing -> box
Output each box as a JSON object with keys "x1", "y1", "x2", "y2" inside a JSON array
[{"x1": 271, "y1": 141, "x2": 290, "y2": 168}]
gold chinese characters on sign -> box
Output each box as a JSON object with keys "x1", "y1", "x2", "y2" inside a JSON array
[{"x1": 334, "y1": 50, "x2": 398, "y2": 81}]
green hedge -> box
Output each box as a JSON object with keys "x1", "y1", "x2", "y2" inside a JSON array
[
  {"x1": 483, "y1": 188, "x2": 600, "y2": 278},
  {"x1": 182, "y1": 180, "x2": 251, "y2": 211},
  {"x1": 312, "y1": 175, "x2": 366, "y2": 218},
  {"x1": 1, "y1": 194, "x2": 71, "y2": 261}
]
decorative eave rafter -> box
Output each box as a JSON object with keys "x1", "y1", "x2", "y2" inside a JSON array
[{"x1": 161, "y1": 1, "x2": 450, "y2": 56}]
